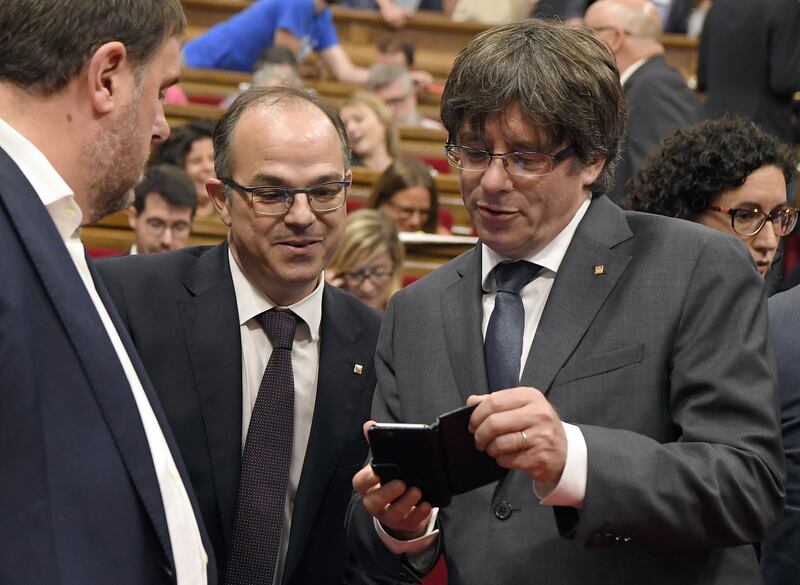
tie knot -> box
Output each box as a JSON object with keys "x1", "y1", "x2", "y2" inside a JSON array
[
  {"x1": 257, "y1": 310, "x2": 297, "y2": 350},
  {"x1": 493, "y1": 261, "x2": 542, "y2": 294}
]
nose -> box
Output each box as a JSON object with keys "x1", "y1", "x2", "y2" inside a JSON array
[
  {"x1": 161, "y1": 227, "x2": 174, "y2": 249},
  {"x1": 152, "y1": 105, "x2": 170, "y2": 145},
  {"x1": 407, "y1": 210, "x2": 426, "y2": 231},
  {"x1": 356, "y1": 277, "x2": 376, "y2": 295},
  {"x1": 283, "y1": 193, "x2": 315, "y2": 228},
  {"x1": 479, "y1": 155, "x2": 513, "y2": 195},
  {"x1": 754, "y1": 221, "x2": 780, "y2": 251}
]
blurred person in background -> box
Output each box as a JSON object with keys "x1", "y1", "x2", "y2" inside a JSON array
[
  {"x1": 340, "y1": 92, "x2": 398, "y2": 172},
  {"x1": 367, "y1": 156, "x2": 450, "y2": 233},
  {"x1": 366, "y1": 63, "x2": 443, "y2": 129},
  {"x1": 624, "y1": 116, "x2": 798, "y2": 282},
  {"x1": 151, "y1": 119, "x2": 217, "y2": 219},
  {"x1": 183, "y1": 0, "x2": 371, "y2": 84},
  {"x1": 328, "y1": 209, "x2": 404, "y2": 310},
  {"x1": 584, "y1": 0, "x2": 700, "y2": 204},
  {"x1": 128, "y1": 164, "x2": 197, "y2": 255}
]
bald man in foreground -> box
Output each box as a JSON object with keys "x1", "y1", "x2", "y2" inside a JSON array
[{"x1": 584, "y1": 0, "x2": 700, "y2": 203}]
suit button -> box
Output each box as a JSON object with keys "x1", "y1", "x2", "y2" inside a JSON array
[{"x1": 494, "y1": 501, "x2": 513, "y2": 520}]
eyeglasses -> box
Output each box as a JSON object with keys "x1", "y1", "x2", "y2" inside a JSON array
[
  {"x1": 342, "y1": 266, "x2": 394, "y2": 287},
  {"x1": 707, "y1": 205, "x2": 799, "y2": 237},
  {"x1": 220, "y1": 177, "x2": 350, "y2": 216},
  {"x1": 444, "y1": 144, "x2": 576, "y2": 178},
  {"x1": 386, "y1": 201, "x2": 431, "y2": 222},
  {"x1": 143, "y1": 218, "x2": 191, "y2": 237}
]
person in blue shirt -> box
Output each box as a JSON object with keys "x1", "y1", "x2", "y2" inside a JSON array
[{"x1": 183, "y1": 0, "x2": 369, "y2": 84}]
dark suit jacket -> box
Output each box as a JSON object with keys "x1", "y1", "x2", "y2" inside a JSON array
[
  {"x1": 763, "y1": 287, "x2": 800, "y2": 585},
  {"x1": 698, "y1": 0, "x2": 800, "y2": 144},
  {"x1": 347, "y1": 195, "x2": 784, "y2": 585},
  {"x1": 609, "y1": 55, "x2": 701, "y2": 204},
  {"x1": 0, "y1": 149, "x2": 216, "y2": 583},
  {"x1": 97, "y1": 243, "x2": 381, "y2": 585}
]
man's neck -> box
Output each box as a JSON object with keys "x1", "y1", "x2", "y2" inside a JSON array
[
  {"x1": 0, "y1": 83, "x2": 91, "y2": 217},
  {"x1": 616, "y1": 43, "x2": 663, "y2": 77}
]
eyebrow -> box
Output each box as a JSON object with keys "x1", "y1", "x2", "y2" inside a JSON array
[
  {"x1": 161, "y1": 76, "x2": 181, "y2": 91},
  {"x1": 734, "y1": 202, "x2": 789, "y2": 211},
  {"x1": 248, "y1": 172, "x2": 344, "y2": 186}
]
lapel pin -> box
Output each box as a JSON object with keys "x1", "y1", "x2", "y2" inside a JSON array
[
  {"x1": 353, "y1": 364, "x2": 363, "y2": 375},
  {"x1": 593, "y1": 264, "x2": 605, "y2": 276}
]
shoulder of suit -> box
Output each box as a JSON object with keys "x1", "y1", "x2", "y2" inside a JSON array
[
  {"x1": 96, "y1": 244, "x2": 216, "y2": 282},
  {"x1": 325, "y1": 283, "x2": 383, "y2": 329}
]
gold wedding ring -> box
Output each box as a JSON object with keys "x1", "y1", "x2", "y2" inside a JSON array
[{"x1": 520, "y1": 430, "x2": 529, "y2": 450}]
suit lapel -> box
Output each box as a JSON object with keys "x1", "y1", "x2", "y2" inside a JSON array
[
  {"x1": 282, "y1": 285, "x2": 375, "y2": 583},
  {"x1": 176, "y1": 243, "x2": 243, "y2": 549},
  {"x1": 0, "y1": 149, "x2": 174, "y2": 563},
  {"x1": 521, "y1": 197, "x2": 633, "y2": 394},
  {"x1": 441, "y1": 248, "x2": 489, "y2": 402},
  {"x1": 88, "y1": 257, "x2": 217, "y2": 574}
]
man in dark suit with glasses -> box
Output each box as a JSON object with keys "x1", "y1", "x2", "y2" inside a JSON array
[{"x1": 98, "y1": 86, "x2": 382, "y2": 585}]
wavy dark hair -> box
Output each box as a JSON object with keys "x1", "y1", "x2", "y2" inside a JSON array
[
  {"x1": 440, "y1": 20, "x2": 626, "y2": 194},
  {"x1": 624, "y1": 117, "x2": 797, "y2": 218}
]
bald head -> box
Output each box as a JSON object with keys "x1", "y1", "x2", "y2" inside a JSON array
[{"x1": 585, "y1": 0, "x2": 662, "y2": 41}]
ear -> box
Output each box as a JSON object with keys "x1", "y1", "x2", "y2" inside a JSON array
[
  {"x1": 606, "y1": 28, "x2": 625, "y2": 54},
  {"x1": 206, "y1": 178, "x2": 232, "y2": 226},
  {"x1": 127, "y1": 205, "x2": 139, "y2": 229},
  {"x1": 86, "y1": 41, "x2": 130, "y2": 116},
  {"x1": 581, "y1": 155, "x2": 607, "y2": 188}
]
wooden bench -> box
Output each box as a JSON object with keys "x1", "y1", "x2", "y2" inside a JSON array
[
  {"x1": 181, "y1": 1, "x2": 701, "y2": 80},
  {"x1": 164, "y1": 102, "x2": 449, "y2": 160},
  {"x1": 82, "y1": 210, "x2": 475, "y2": 279},
  {"x1": 178, "y1": 67, "x2": 442, "y2": 119}
]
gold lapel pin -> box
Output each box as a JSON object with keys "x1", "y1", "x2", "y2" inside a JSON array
[
  {"x1": 593, "y1": 264, "x2": 605, "y2": 276},
  {"x1": 353, "y1": 364, "x2": 363, "y2": 375}
]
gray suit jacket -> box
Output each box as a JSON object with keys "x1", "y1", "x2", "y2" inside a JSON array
[
  {"x1": 609, "y1": 56, "x2": 701, "y2": 205},
  {"x1": 347, "y1": 196, "x2": 784, "y2": 585},
  {"x1": 763, "y1": 287, "x2": 800, "y2": 585}
]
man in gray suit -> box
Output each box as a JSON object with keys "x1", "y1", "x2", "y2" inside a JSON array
[
  {"x1": 584, "y1": 0, "x2": 701, "y2": 204},
  {"x1": 763, "y1": 286, "x2": 800, "y2": 585},
  {"x1": 346, "y1": 19, "x2": 784, "y2": 585}
]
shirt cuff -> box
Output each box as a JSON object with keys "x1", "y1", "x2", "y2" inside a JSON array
[
  {"x1": 373, "y1": 508, "x2": 440, "y2": 555},
  {"x1": 534, "y1": 422, "x2": 587, "y2": 508}
]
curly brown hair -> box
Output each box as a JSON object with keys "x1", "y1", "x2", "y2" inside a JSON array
[{"x1": 624, "y1": 117, "x2": 797, "y2": 218}]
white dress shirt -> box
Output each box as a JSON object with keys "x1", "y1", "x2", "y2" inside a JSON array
[
  {"x1": 228, "y1": 249, "x2": 324, "y2": 585},
  {"x1": 377, "y1": 197, "x2": 593, "y2": 556},
  {"x1": 0, "y1": 118, "x2": 207, "y2": 584}
]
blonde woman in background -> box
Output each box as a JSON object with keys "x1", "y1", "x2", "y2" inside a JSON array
[
  {"x1": 327, "y1": 209, "x2": 404, "y2": 310},
  {"x1": 340, "y1": 92, "x2": 399, "y2": 172}
]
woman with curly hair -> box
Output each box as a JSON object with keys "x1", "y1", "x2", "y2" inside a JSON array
[{"x1": 624, "y1": 116, "x2": 798, "y2": 276}]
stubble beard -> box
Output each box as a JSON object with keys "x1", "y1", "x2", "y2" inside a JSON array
[{"x1": 81, "y1": 84, "x2": 148, "y2": 225}]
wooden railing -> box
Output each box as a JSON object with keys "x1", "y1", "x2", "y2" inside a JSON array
[
  {"x1": 164, "y1": 103, "x2": 449, "y2": 159},
  {"x1": 178, "y1": 67, "x2": 442, "y2": 119},
  {"x1": 180, "y1": 1, "x2": 701, "y2": 80},
  {"x1": 82, "y1": 206, "x2": 476, "y2": 280}
]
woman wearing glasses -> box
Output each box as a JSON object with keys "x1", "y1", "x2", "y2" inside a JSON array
[
  {"x1": 327, "y1": 209, "x2": 404, "y2": 310},
  {"x1": 624, "y1": 116, "x2": 798, "y2": 278},
  {"x1": 367, "y1": 157, "x2": 451, "y2": 234}
]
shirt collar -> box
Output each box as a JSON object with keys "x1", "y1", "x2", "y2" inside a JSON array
[
  {"x1": 228, "y1": 247, "x2": 323, "y2": 341},
  {"x1": 0, "y1": 117, "x2": 81, "y2": 238},
  {"x1": 481, "y1": 196, "x2": 591, "y2": 291},
  {"x1": 620, "y1": 57, "x2": 650, "y2": 86}
]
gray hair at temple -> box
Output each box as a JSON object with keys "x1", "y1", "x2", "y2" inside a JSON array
[
  {"x1": 440, "y1": 20, "x2": 627, "y2": 194},
  {"x1": 0, "y1": 0, "x2": 185, "y2": 96},
  {"x1": 213, "y1": 86, "x2": 351, "y2": 201}
]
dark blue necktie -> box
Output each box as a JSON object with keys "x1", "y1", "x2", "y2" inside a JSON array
[
  {"x1": 227, "y1": 309, "x2": 297, "y2": 585},
  {"x1": 484, "y1": 261, "x2": 543, "y2": 392}
]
